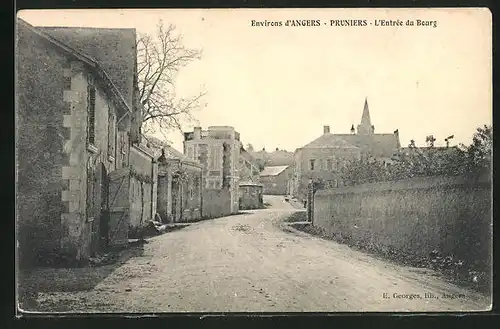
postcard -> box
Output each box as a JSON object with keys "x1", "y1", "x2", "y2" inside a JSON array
[{"x1": 16, "y1": 8, "x2": 492, "y2": 313}]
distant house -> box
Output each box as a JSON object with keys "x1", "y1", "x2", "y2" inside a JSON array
[
  {"x1": 292, "y1": 98, "x2": 401, "y2": 200},
  {"x1": 249, "y1": 147, "x2": 294, "y2": 167},
  {"x1": 238, "y1": 182, "x2": 264, "y2": 210},
  {"x1": 16, "y1": 19, "x2": 139, "y2": 266},
  {"x1": 260, "y1": 165, "x2": 293, "y2": 195}
]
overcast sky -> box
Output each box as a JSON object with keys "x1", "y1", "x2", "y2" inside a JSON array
[{"x1": 19, "y1": 8, "x2": 492, "y2": 152}]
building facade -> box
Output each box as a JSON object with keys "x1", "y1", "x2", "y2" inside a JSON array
[
  {"x1": 16, "y1": 19, "x2": 139, "y2": 266},
  {"x1": 292, "y1": 98, "x2": 401, "y2": 200},
  {"x1": 259, "y1": 165, "x2": 294, "y2": 195},
  {"x1": 156, "y1": 145, "x2": 203, "y2": 223},
  {"x1": 128, "y1": 144, "x2": 158, "y2": 235},
  {"x1": 238, "y1": 182, "x2": 264, "y2": 210},
  {"x1": 183, "y1": 126, "x2": 242, "y2": 214}
]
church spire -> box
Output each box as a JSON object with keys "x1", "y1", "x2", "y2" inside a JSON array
[
  {"x1": 361, "y1": 97, "x2": 371, "y2": 127},
  {"x1": 357, "y1": 97, "x2": 374, "y2": 135}
]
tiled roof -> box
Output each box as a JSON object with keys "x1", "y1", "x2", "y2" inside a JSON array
[
  {"x1": 145, "y1": 135, "x2": 198, "y2": 165},
  {"x1": 259, "y1": 165, "x2": 290, "y2": 177},
  {"x1": 240, "y1": 149, "x2": 259, "y2": 167},
  {"x1": 301, "y1": 133, "x2": 400, "y2": 158},
  {"x1": 302, "y1": 133, "x2": 360, "y2": 149},
  {"x1": 17, "y1": 19, "x2": 132, "y2": 116},
  {"x1": 36, "y1": 26, "x2": 137, "y2": 109},
  {"x1": 248, "y1": 149, "x2": 294, "y2": 166},
  {"x1": 164, "y1": 145, "x2": 191, "y2": 162}
]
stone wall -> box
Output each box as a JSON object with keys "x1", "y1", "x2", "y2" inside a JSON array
[
  {"x1": 313, "y1": 176, "x2": 492, "y2": 268},
  {"x1": 156, "y1": 161, "x2": 202, "y2": 223},
  {"x1": 129, "y1": 146, "x2": 155, "y2": 230},
  {"x1": 238, "y1": 185, "x2": 263, "y2": 210},
  {"x1": 179, "y1": 165, "x2": 202, "y2": 222},
  {"x1": 16, "y1": 25, "x2": 68, "y2": 267},
  {"x1": 202, "y1": 188, "x2": 231, "y2": 219}
]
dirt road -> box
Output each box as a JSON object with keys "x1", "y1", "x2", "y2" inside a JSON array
[{"x1": 31, "y1": 195, "x2": 490, "y2": 313}]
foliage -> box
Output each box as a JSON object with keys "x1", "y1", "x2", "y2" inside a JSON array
[
  {"x1": 458, "y1": 125, "x2": 492, "y2": 177},
  {"x1": 172, "y1": 168, "x2": 190, "y2": 182},
  {"x1": 129, "y1": 166, "x2": 153, "y2": 184},
  {"x1": 340, "y1": 125, "x2": 492, "y2": 186},
  {"x1": 137, "y1": 20, "x2": 206, "y2": 138}
]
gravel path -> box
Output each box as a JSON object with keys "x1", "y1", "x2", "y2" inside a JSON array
[{"x1": 29, "y1": 195, "x2": 490, "y2": 313}]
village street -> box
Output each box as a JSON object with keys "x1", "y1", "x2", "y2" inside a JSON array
[{"x1": 32, "y1": 195, "x2": 489, "y2": 313}]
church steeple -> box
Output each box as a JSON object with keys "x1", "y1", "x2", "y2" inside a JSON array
[{"x1": 357, "y1": 97, "x2": 375, "y2": 135}]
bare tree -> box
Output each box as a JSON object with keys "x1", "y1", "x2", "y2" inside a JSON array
[{"x1": 137, "y1": 20, "x2": 206, "y2": 140}]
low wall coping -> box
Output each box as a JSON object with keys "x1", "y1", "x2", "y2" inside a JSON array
[{"x1": 316, "y1": 175, "x2": 491, "y2": 196}]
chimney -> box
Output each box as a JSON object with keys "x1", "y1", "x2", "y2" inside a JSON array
[
  {"x1": 193, "y1": 127, "x2": 202, "y2": 139},
  {"x1": 323, "y1": 125, "x2": 330, "y2": 134}
]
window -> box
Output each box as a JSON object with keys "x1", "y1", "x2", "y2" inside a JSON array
[
  {"x1": 187, "y1": 146, "x2": 194, "y2": 160},
  {"x1": 189, "y1": 184, "x2": 194, "y2": 199},
  {"x1": 327, "y1": 159, "x2": 333, "y2": 171},
  {"x1": 87, "y1": 77, "x2": 96, "y2": 145},
  {"x1": 209, "y1": 146, "x2": 221, "y2": 170},
  {"x1": 194, "y1": 145, "x2": 199, "y2": 162},
  {"x1": 309, "y1": 159, "x2": 316, "y2": 171},
  {"x1": 108, "y1": 112, "x2": 116, "y2": 159},
  {"x1": 119, "y1": 133, "x2": 128, "y2": 168}
]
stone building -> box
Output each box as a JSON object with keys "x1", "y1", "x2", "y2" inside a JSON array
[
  {"x1": 183, "y1": 126, "x2": 242, "y2": 214},
  {"x1": 238, "y1": 182, "x2": 264, "y2": 210},
  {"x1": 248, "y1": 147, "x2": 294, "y2": 168},
  {"x1": 128, "y1": 144, "x2": 158, "y2": 235},
  {"x1": 292, "y1": 98, "x2": 401, "y2": 200},
  {"x1": 259, "y1": 165, "x2": 294, "y2": 195},
  {"x1": 155, "y1": 145, "x2": 203, "y2": 223},
  {"x1": 16, "y1": 19, "x2": 140, "y2": 266}
]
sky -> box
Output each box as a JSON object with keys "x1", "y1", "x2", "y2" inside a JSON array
[{"x1": 18, "y1": 8, "x2": 492, "y2": 152}]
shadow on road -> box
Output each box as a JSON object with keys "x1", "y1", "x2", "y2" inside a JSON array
[{"x1": 18, "y1": 242, "x2": 147, "y2": 310}]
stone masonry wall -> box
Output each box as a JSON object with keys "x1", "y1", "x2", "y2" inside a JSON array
[
  {"x1": 129, "y1": 146, "x2": 154, "y2": 229},
  {"x1": 313, "y1": 176, "x2": 492, "y2": 269},
  {"x1": 60, "y1": 62, "x2": 117, "y2": 260},
  {"x1": 16, "y1": 26, "x2": 68, "y2": 267},
  {"x1": 202, "y1": 188, "x2": 231, "y2": 219}
]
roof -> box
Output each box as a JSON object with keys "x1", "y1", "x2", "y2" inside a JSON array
[
  {"x1": 299, "y1": 132, "x2": 400, "y2": 158},
  {"x1": 260, "y1": 165, "x2": 290, "y2": 177},
  {"x1": 302, "y1": 133, "x2": 360, "y2": 149},
  {"x1": 240, "y1": 148, "x2": 259, "y2": 168},
  {"x1": 145, "y1": 135, "x2": 201, "y2": 166},
  {"x1": 131, "y1": 143, "x2": 155, "y2": 158},
  {"x1": 36, "y1": 26, "x2": 137, "y2": 109},
  {"x1": 248, "y1": 149, "x2": 294, "y2": 166},
  {"x1": 17, "y1": 19, "x2": 132, "y2": 116}
]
